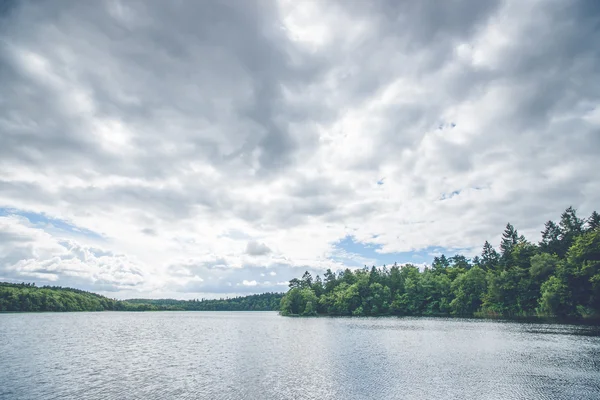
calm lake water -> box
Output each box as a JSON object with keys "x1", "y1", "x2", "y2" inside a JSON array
[{"x1": 1, "y1": 312, "x2": 599, "y2": 400}]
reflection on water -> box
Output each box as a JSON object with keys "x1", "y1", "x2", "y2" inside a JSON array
[{"x1": 1, "y1": 312, "x2": 599, "y2": 400}]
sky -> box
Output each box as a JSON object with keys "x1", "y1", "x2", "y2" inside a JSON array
[{"x1": 0, "y1": 0, "x2": 599, "y2": 299}]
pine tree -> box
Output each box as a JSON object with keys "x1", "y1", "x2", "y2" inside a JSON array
[
  {"x1": 323, "y1": 269, "x2": 337, "y2": 293},
  {"x1": 313, "y1": 275, "x2": 324, "y2": 297},
  {"x1": 301, "y1": 271, "x2": 313, "y2": 288},
  {"x1": 558, "y1": 206, "x2": 584, "y2": 256},
  {"x1": 560, "y1": 206, "x2": 584, "y2": 235},
  {"x1": 369, "y1": 265, "x2": 380, "y2": 284},
  {"x1": 432, "y1": 255, "x2": 450, "y2": 274},
  {"x1": 450, "y1": 255, "x2": 470, "y2": 269},
  {"x1": 481, "y1": 241, "x2": 499, "y2": 271},
  {"x1": 500, "y1": 223, "x2": 519, "y2": 259},
  {"x1": 540, "y1": 220, "x2": 561, "y2": 254},
  {"x1": 586, "y1": 211, "x2": 600, "y2": 231}
]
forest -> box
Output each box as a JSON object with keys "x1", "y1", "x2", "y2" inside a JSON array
[
  {"x1": 0, "y1": 282, "x2": 122, "y2": 312},
  {"x1": 0, "y1": 283, "x2": 283, "y2": 312},
  {"x1": 124, "y1": 293, "x2": 283, "y2": 311},
  {"x1": 280, "y1": 207, "x2": 600, "y2": 319}
]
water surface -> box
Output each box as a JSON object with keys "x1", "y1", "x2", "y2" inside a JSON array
[{"x1": 1, "y1": 312, "x2": 599, "y2": 399}]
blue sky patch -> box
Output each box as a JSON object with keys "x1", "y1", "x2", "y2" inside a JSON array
[
  {"x1": 440, "y1": 190, "x2": 461, "y2": 200},
  {"x1": 331, "y1": 235, "x2": 454, "y2": 268},
  {"x1": 0, "y1": 207, "x2": 104, "y2": 240}
]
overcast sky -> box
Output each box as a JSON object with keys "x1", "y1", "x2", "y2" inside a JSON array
[{"x1": 1, "y1": 0, "x2": 599, "y2": 299}]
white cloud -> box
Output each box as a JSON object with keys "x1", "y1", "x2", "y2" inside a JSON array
[
  {"x1": 0, "y1": 216, "x2": 149, "y2": 293},
  {"x1": 0, "y1": 0, "x2": 598, "y2": 296}
]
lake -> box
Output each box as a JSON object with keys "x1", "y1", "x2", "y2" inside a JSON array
[{"x1": 1, "y1": 312, "x2": 599, "y2": 399}]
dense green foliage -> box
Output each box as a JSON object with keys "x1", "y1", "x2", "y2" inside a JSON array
[
  {"x1": 0, "y1": 282, "x2": 122, "y2": 312},
  {"x1": 280, "y1": 207, "x2": 600, "y2": 319},
  {"x1": 0, "y1": 283, "x2": 283, "y2": 312}
]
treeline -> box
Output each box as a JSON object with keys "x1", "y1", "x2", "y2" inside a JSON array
[
  {"x1": 280, "y1": 207, "x2": 600, "y2": 319},
  {"x1": 0, "y1": 282, "x2": 122, "y2": 312},
  {"x1": 125, "y1": 293, "x2": 284, "y2": 311},
  {"x1": 0, "y1": 283, "x2": 283, "y2": 312}
]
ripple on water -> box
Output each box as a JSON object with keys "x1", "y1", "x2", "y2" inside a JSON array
[{"x1": 1, "y1": 312, "x2": 599, "y2": 400}]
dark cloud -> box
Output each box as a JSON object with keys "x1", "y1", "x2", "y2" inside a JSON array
[
  {"x1": 245, "y1": 241, "x2": 272, "y2": 256},
  {"x1": 0, "y1": 0, "x2": 325, "y2": 180}
]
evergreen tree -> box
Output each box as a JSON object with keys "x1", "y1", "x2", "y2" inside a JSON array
[
  {"x1": 450, "y1": 255, "x2": 470, "y2": 269},
  {"x1": 481, "y1": 241, "x2": 499, "y2": 271},
  {"x1": 369, "y1": 265, "x2": 380, "y2": 284},
  {"x1": 500, "y1": 223, "x2": 519, "y2": 260},
  {"x1": 323, "y1": 269, "x2": 337, "y2": 293},
  {"x1": 432, "y1": 255, "x2": 450, "y2": 274},
  {"x1": 560, "y1": 206, "x2": 584, "y2": 235},
  {"x1": 586, "y1": 211, "x2": 600, "y2": 232},
  {"x1": 540, "y1": 220, "x2": 561, "y2": 255},
  {"x1": 288, "y1": 278, "x2": 302, "y2": 289},
  {"x1": 339, "y1": 268, "x2": 356, "y2": 285},
  {"x1": 301, "y1": 271, "x2": 313, "y2": 288},
  {"x1": 312, "y1": 275, "x2": 324, "y2": 297},
  {"x1": 558, "y1": 206, "x2": 584, "y2": 256}
]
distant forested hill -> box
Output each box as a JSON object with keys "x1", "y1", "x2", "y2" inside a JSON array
[
  {"x1": 125, "y1": 293, "x2": 284, "y2": 311},
  {"x1": 0, "y1": 282, "x2": 283, "y2": 312},
  {"x1": 0, "y1": 282, "x2": 121, "y2": 312}
]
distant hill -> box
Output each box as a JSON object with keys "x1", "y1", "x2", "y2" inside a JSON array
[
  {"x1": 125, "y1": 293, "x2": 284, "y2": 311},
  {"x1": 0, "y1": 282, "x2": 283, "y2": 312},
  {"x1": 0, "y1": 282, "x2": 121, "y2": 312}
]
